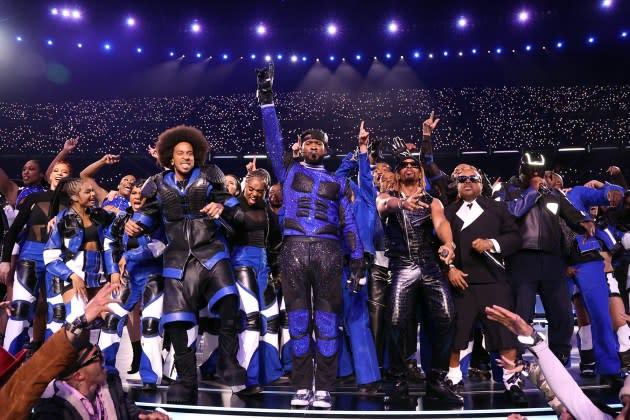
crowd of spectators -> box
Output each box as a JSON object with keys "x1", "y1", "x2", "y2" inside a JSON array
[{"x1": 0, "y1": 85, "x2": 628, "y2": 157}]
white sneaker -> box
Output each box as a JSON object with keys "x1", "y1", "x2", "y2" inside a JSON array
[
  {"x1": 290, "y1": 389, "x2": 313, "y2": 407},
  {"x1": 311, "y1": 390, "x2": 332, "y2": 409}
]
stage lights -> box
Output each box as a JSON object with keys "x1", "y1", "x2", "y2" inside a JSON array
[
  {"x1": 556, "y1": 41, "x2": 564, "y2": 48},
  {"x1": 256, "y1": 23, "x2": 267, "y2": 36},
  {"x1": 443, "y1": 50, "x2": 449, "y2": 57},
  {"x1": 496, "y1": 47, "x2": 502, "y2": 54},
  {"x1": 301, "y1": 56, "x2": 307, "y2": 62},
  {"x1": 471, "y1": 48, "x2": 477, "y2": 54},
  {"x1": 16, "y1": 35, "x2": 23, "y2": 42},
  {"x1": 190, "y1": 21, "x2": 201, "y2": 33},
  {"x1": 250, "y1": 53, "x2": 256, "y2": 59},
  {"x1": 169, "y1": 51, "x2": 175, "y2": 57},
  {"x1": 387, "y1": 21, "x2": 399, "y2": 33},
  {"x1": 222, "y1": 53, "x2": 229, "y2": 60},
  {"x1": 525, "y1": 44, "x2": 532, "y2": 51},
  {"x1": 622, "y1": 31, "x2": 628, "y2": 38},
  {"x1": 428, "y1": 53, "x2": 434, "y2": 59},
  {"x1": 275, "y1": 53, "x2": 282, "y2": 60},
  {"x1": 329, "y1": 55, "x2": 335, "y2": 61},
  {"x1": 46, "y1": 39, "x2": 54, "y2": 46},
  {"x1": 126, "y1": 17, "x2": 136, "y2": 27},
  {"x1": 326, "y1": 23, "x2": 338, "y2": 36},
  {"x1": 413, "y1": 51, "x2": 420, "y2": 59},
  {"x1": 77, "y1": 42, "x2": 83, "y2": 48},
  {"x1": 385, "y1": 52, "x2": 391, "y2": 59},
  {"x1": 264, "y1": 54, "x2": 271, "y2": 62},
  {"x1": 458, "y1": 51, "x2": 463, "y2": 56},
  {"x1": 517, "y1": 9, "x2": 530, "y2": 23},
  {"x1": 601, "y1": 0, "x2": 613, "y2": 8},
  {"x1": 51, "y1": 7, "x2": 81, "y2": 20},
  {"x1": 196, "y1": 52, "x2": 202, "y2": 58},
  {"x1": 136, "y1": 47, "x2": 143, "y2": 53},
  {"x1": 587, "y1": 36, "x2": 596, "y2": 44},
  {"x1": 355, "y1": 54, "x2": 362, "y2": 60},
  {"x1": 103, "y1": 43, "x2": 111, "y2": 51},
  {"x1": 456, "y1": 16, "x2": 468, "y2": 28},
  {"x1": 291, "y1": 55, "x2": 298, "y2": 62}
]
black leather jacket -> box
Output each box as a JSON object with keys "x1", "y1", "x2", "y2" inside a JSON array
[{"x1": 492, "y1": 177, "x2": 588, "y2": 256}]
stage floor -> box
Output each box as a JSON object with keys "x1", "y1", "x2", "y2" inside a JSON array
[{"x1": 127, "y1": 366, "x2": 621, "y2": 420}]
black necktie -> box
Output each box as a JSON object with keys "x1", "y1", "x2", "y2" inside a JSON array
[{"x1": 467, "y1": 203, "x2": 473, "y2": 209}]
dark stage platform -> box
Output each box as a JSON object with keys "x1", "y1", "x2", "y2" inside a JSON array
[{"x1": 128, "y1": 367, "x2": 621, "y2": 420}]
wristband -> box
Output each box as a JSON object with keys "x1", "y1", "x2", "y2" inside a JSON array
[{"x1": 65, "y1": 314, "x2": 89, "y2": 336}]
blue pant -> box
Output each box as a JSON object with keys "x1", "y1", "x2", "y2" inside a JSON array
[
  {"x1": 574, "y1": 260, "x2": 620, "y2": 375},
  {"x1": 337, "y1": 266, "x2": 381, "y2": 385}
]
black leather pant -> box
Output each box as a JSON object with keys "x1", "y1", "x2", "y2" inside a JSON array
[
  {"x1": 368, "y1": 264, "x2": 390, "y2": 367},
  {"x1": 387, "y1": 257, "x2": 455, "y2": 373}
]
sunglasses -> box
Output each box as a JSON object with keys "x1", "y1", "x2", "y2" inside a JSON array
[
  {"x1": 456, "y1": 175, "x2": 482, "y2": 184},
  {"x1": 398, "y1": 161, "x2": 421, "y2": 169}
]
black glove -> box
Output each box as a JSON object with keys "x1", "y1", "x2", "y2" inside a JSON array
[
  {"x1": 346, "y1": 258, "x2": 367, "y2": 293},
  {"x1": 256, "y1": 62, "x2": 274, "y2": 105}
]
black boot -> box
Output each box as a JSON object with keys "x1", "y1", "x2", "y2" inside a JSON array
[
  {"x1": 579, "y1": 349, "x2": 596, "y2": 377},
  {"x1": 405, "y1": 359, "x2": 426, "y2": 383},
  {"x1": 127, "y1": 340, "x2": 142, "y2": 375},
  {"x1": 425, "y1": 369, "x2": 464, "y2": 406},
  {"x1": 619, "y1": 349, "x2": 630, "y2": 373},
  {"x1": 167, "y1": 349, "x2": 198, "y2": 404},
  {"x1": 215, "y1": 297, "x2": 247, "y2": 388}
]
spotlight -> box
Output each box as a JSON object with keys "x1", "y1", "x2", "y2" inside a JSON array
[
  {"x1": 16, "y1": 35, "x2": 23, "y2": 42},
  {"x1": 250, "y1": 53, "x2": 256, "y2": 59},
  {"x1": 622, "y1": 31, "x2": 628, "y2": 38},
  {"x1": 291, "y1": 55, "x2": 298, "y2": 62},
  {"x1": 276, "y1": 53, "x2": 283, "y2": 60},
  {"x1": 355, "y1": 54, "x2": 362, "y2": 60},
  {"x1": 77, "y1": 42, "x2": 83, "y2": 48},
  {"x1": 71, "y1": 9, "x2": 81, "y2": 19},
  {"x1": 169, "y1": 51, "x2": 175, "y2": 57},
  {"x1": 443, "y1": 50, "x2": 448, "y2": 57},
  {"x1": 385, "y1": 52, "x2": 391, "y2": 59},
  {"x1": 456, "y1": 16, "x2": 468, "y2": 28},
  {"x1": 326, "y1": 23, "x2": 338, "y2": 36},
  {"x1": 316, "y1": 58, "x2": 320, "y2": 62},
  {"x1": 302, "y1": 56, "x2": 307, "y2": 62},
  {"x1": 517, "y1": 9, "x2": 530, "y2": 23},
  {"x1": 256, "y1": 23, "x2": 267, "y2": 35},
  {"x1": 222, "y1": 53, "x2": 229, "y2": 60},
  {"x1": 264, "y1": 54, "x2": 271, "y2": 62},
  {"x1": 191, "y1": 21, "x2": 201, "y2": 33},
  {"x1": 525, "y1": 44, "x2": 532, "y2": 51},
  {"x1": 601, "y1": 0, "x2": 613, "y2": 8},
  {"x1": 556, "y1": 41, "x2": 563, "y2": 48},
  {"x1": 387, "y1": 21, "x2": 399, "y2": 33},
  {"x1": 329, "y1": 55, "x2": 335, "y2": 61},
  {"x1": 471, "y1": 48, "x2": 477, "y2": 54},
  {"x1": 458, "y1": 51, "x2": 463, "y2": 56},
  {"x1": 103, "y1": 43, "x2": 111, "y2": 51},
  {"x1": 51, "y1": 8, "x2": 59, "y2": 15},
  {"x1": 373, "y1": 56, "x2": 377, "y2": 60},
  {"x1": 46, "y1": 39, "x2": 54, "y2": 46},
  {"x1": 587, "y1": 36, "x2": 596, "y2": 44},
  {"x1": 400, "y1": 55, "x2": 404, "y2": 59},
  {"x1": 428, "y1": 53, "x2": 434, "y2": 59},
  {"x1": 136, "y1": 47, "x2": 143, "y2": 53},
  {"x1": 413, "y1": 51, "x2": 420, "y2": 58},
  {"x1": 61, "y1": 9, "x2": 70, "y2": 17},
  {"x1": 196, "y1": 52, "x2": 202, "y2": 58},
  {"x1": 496, "y1": 47, "x2": 502, "y2": 54},
  {"x1": 126, "y1": 17, "x2": 136, "y2": 27}
]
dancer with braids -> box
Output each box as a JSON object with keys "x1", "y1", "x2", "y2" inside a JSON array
[
  {"x1": 232, "y1": 165, "x2": 283, "y2": 389},
  {"x1": 257, "y1": 64, "x2": 365, "y2": 409},
  {"x1": 80, "y1": 154, "x2": 136, "y2": 213},
  {"x1": 43, "y1": 178, "x2": 116, "y2": 338},
  {"x1": 124, "y1": 125, "x2": 246, "y2": 403},
  {"x1": 99, "y1": 179, "x2": 166, "y2": 391},
  {"x1": 0, "y1": 161, "x2": 72, "y2": 354}
]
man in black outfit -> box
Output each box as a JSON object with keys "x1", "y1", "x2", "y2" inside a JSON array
[{"x1": 444, "y1": 165, "x2": 525, "y2": 405}]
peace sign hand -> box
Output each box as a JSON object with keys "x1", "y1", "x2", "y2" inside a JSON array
[{"x1": 422, "y1": 111, "x2": 440, "y2": 136}]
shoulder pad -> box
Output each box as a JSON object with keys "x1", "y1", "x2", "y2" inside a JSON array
[
  {"x1": 141, "y1": 175, "x2": 159, "y2": 199},
  {"x1": 203, "y1": 164, "x2": 226, "y2": 184}
]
